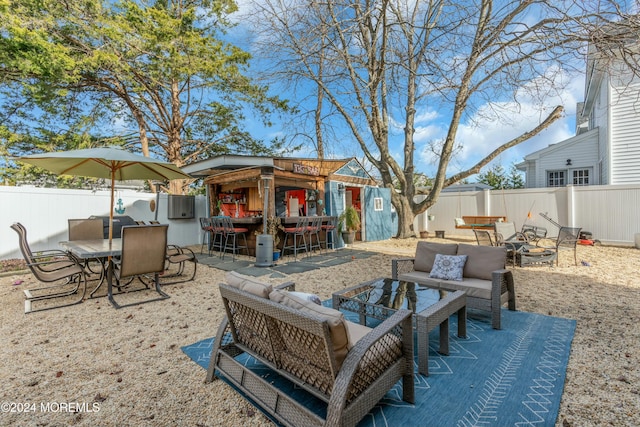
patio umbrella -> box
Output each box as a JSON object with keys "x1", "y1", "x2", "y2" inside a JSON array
[{"x1": 17, "y1": 146, "x2": 191, "y2": 243}]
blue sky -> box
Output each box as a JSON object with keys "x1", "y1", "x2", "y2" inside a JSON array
[{"x1": 228, "y1": 2, "x2": 587, "y2": 181}]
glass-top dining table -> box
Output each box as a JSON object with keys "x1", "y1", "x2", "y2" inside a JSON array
[{"x1": 59, "y1": 239, "x2": 122, "y2": 307}]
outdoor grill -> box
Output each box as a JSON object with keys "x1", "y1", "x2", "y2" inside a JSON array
[{"x1": 89, "y1": 215, "x2": 137, "y2": 239}]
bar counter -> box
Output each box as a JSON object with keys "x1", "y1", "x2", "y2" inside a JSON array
[{"x1": 225, "y1": 216, "x2": 334, "y2": 256}]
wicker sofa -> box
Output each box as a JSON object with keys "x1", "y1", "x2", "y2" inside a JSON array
[
  {"x1": 206, "y1": 271, "x2": 415, "y2": 427},
  {"x1": 392, "y1": 241, "x2": 516, "y2": 329}
]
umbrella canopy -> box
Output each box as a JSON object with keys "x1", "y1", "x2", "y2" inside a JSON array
[{"x1": 18, "y1": 147, "x2": 191, "y2": 242}]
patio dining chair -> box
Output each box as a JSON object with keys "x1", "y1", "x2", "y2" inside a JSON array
[
  {"x1": 493, "y1": 222, "x2": 529, "y2": 266},
  {"x1": 109, "y1": 224, "x2": 170, "y2": 308},
  {"x1": 68, "y1": 218, "x2": 106, "y2": 280},
  {"x1": 553, "y1": 226, "x2": 582, "y2": 266},
  {"x1": 162, "y1": 244, "x2": 198, "y2": 285},
  {"x1": 494, "y1": 222, "x2": 528, "y2": 246},
  {"x1": 521, "y1": 224, "x2": 548, "y2": 244},
  {"x1": 473, "y1": 229, "x2": 495, "y2": 246},
  {"x1": 10, "y1": 222, "x2": 87, "y2": 313}
]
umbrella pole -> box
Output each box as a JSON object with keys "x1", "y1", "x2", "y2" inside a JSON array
[
  {"x1": 154, "y1": 182, "x2": 162, "y2": 221},
  {"x1": 109, "y1": 172, "x2": 115, "y2": 245}
]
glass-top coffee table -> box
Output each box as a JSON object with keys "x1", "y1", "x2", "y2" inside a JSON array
[{"x1": 332, "y1": 278, "x2": 466, "y2": 376}]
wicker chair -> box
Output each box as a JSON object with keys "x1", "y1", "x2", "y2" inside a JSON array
[
  {"x1": 10, "y1": 222, "x2": 87, "y2": 313},
  {"x1": 207, "y1": 276, "x2": 414, "y2": 427}
]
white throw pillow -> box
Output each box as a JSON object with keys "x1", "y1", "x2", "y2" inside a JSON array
[
  {"x1": 287, "y1": 291, "x2": 322, "y2": 305},
  {"x1": 429, "y1": 254, "x2": 468, "y2": 281}
]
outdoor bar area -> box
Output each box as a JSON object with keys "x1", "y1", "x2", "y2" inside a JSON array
[{"x1": 182, "y1": 155, "x2": 387, "y2": 257}]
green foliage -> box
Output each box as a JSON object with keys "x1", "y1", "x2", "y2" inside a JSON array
[
  {"x1": 477, "y1": 163, "x2": 524, "y2": 190},
  {"x1": 337, "y1": 205, "x2": 361, "y2": 233},
  {"x1": 0, "y1": 0, "x2": 291, "y2": 189}
]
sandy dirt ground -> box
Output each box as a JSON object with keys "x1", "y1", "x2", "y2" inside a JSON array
[{"x1": 0, "y1": 235, "x2": 638, "y2": 426}]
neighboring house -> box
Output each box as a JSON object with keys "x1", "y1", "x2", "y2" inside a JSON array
[{"x1": 517, "y1": 43, "x2": 640, "y2": 188}]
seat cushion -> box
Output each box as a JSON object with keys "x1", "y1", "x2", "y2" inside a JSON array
[
  {"x1": 345, "y1": 320, "x2": 372, "y2": 349},
  {"x1": 397, "y1": 271, "x2": 442, "y2": 289},
  {"x1": 269, "y1": 289, "x2": 349, "y2": 368},
  {"x1": 414, "y1": 241, "x2": 458, "y2": 273},
  {"x1": 225, "y1": 271, "x2": 273, "y2": 298},
  {"x1": 456, "y1": 244, "x2": 506, "y2": 280},
  {"x1": 436, "y1": 277, "x2": 492, "y2": 300}
]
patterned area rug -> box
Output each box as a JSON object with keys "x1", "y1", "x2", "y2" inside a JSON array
[{"x1": 182, "y1": 307, "x2": 575, "y2": 426}]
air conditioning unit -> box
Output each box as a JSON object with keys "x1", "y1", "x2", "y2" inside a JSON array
[{"x1": 168, "y1": 195, "x2": 195, "y2": 219}]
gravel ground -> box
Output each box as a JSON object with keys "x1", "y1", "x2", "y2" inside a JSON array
[{"x1": 0, "y1": 235, "x2": 638, "y2": 426}]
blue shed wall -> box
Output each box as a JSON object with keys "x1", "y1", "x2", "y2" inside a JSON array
[{"x1": 363, "y1": 187, "x2": 393, "y2": 241}]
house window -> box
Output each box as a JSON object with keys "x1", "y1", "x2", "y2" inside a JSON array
[
  {"x1": 374, "y1": 197, "x2": 383, "y2": 211},
  {"x1": 572, "y1": 169, "x2": 590, "y2": 185},
  {"x1": 547, "y1": 171, "x2": 565, "y2": 187}
]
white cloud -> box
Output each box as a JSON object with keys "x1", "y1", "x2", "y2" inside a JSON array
[{"x1": 415, "y1": 66, "x2": 585, "y2": 176}]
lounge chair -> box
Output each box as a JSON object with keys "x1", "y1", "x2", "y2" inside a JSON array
[{"x1": 10, "y1": 222, "x2": 87, "y2": 314}]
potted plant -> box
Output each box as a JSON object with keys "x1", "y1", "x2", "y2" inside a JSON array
[{"x1": 337, "y1": 206, "x2": 361, "y2": 244}]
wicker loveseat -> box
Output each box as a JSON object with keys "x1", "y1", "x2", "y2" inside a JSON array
[
  {"x1": 206, "y1": 272, "x2": 415, "y2": 427},
  {"x1": 392, "y1": 241, "x2": 516, "y2": 329}
]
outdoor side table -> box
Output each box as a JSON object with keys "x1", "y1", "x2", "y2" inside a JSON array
[{"x1": 332, "y1": 278, "x2": 466, "y2": 376}]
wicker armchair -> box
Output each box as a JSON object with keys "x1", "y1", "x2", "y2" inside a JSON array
[{"x1": 207, "y1": 279, "x2": 415, "y2": 427}]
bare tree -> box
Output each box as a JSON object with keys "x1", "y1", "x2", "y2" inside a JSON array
[{"x1": 245, "y1": 0, "x2": 628, "y2": 237}]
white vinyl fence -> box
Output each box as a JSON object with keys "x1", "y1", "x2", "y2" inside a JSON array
[
  {"x1": 414, "y1": 184, "x2": 640, "y2": 246},
  {"x1": 1, "y1": 186, "x2": 208, "y2": 260},
  {"x1": 2, "y1": 183, "x2": 639, "y2": 260}
]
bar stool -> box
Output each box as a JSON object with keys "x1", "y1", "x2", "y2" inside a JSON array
[
  {"x1": 199, "y1": 217, "x2": 213, "y2": 254},
  {"x1": 321, "y1": 216, "x2": 338, "y2": 251},
  {"x1": 306, "y1": 216, "x2": 323, "y2": 256},
  {"x1": 219, "y1": 217, "x2": 249, "y2": 261},
  {"x1": 281, "y1": 217, "x2": 308, "y2": 261},
  {"x1": 209, "y1": 217, "x2": 225, "y2": 255}
]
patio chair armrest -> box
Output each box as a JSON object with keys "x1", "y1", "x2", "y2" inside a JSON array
[
  {"x1": 392, "y1": 258, "x2": 415, "y2": 279},
  {"x1": 27, "y1": 254, "x2": 80, "y2": 270},
  {"x1": 492, "y1": 269, "x2": 516, "y2": 310},
  {"x1": 166, "y1": 245, "x2": 197, "y2": 263},
  {"x1": 274, "y1": 281, "x2": 295, "y2": 291},
  {"x1": 327, "y1": 309, "x2": 414, "y2": 424},
  {"x1": 177, "y1": 246, "x2": 197, "y2": 257}
]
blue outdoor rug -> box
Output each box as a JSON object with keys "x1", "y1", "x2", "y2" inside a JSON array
[{"x1": 182, "y1": 307, "x2": 575, "y2": 427}]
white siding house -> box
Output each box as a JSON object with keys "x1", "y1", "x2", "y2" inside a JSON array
[{"x1": 517, "y1": 46, "x2": 640, "y2": 188}]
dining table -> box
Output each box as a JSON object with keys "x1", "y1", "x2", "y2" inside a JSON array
[{"x1": 59, "y1": 238, "x2": 122, "y2": 307}]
